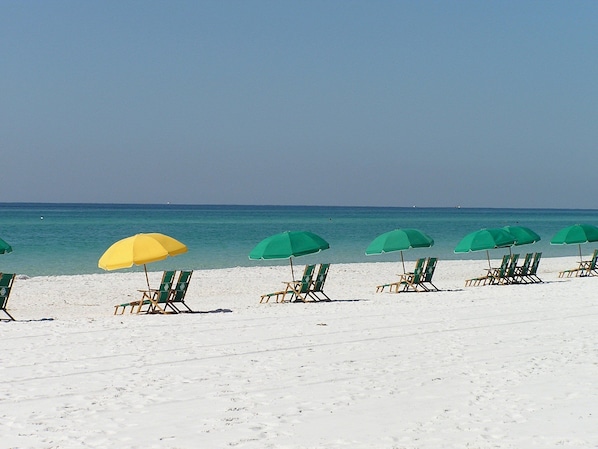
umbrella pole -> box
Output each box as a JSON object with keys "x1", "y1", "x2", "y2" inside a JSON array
[
  {"x1": 290, "y1": 257, "x2": 295, "y2": 282},
  {"x1": 144, "y1": 264, "x2": 151, "y2": 291},
  {"x1": 400, "y1": 251, "x2": 406, "y2": 273},
  {"x1": 486, "y1": 250, "x2": 491, "y2": 269},
  {"x1": 579, "y1": 244, "x2": 583, "y2": 262}
]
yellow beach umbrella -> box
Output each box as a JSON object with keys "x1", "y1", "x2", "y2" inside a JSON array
[{"x1": 98, "y1": 233, "x2": 187, "y2": 290}]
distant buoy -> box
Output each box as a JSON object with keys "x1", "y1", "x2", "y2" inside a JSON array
[{"x1": 40, "y1": 216, "x2": 44, "y2": 220}]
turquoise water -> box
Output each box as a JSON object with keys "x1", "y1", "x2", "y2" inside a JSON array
[{"x1": 1, "y1": 203, "x2": 598, "y2": 277}]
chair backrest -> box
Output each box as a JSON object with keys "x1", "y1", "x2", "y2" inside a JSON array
[
  {"x1": 161, "y1": 270, "x2": 176, "y2": 286},
  {"x1": 506, "y1": 254, "x2": 519, "y2": 276},
  {"x1": 0, "y1": 273, "x2": 16, "y2": 309},
  {"x1": 302, "y1": 264, "x2": 315, "y2": 277},
  {"x1": 154, "y1": 271, "x2": 176, "y2": 304},
  {"x1": 171, "y1": 270, "x2": 193, "y2": 302},
  {"x1": 495, "y1": 255, "x2": 510, "y2": 277},
  {"x1": 297, "y1": 265, "x2": 315, "y2": 294},
  {"x1": 410, "y1": 260, "x2": 425, "y2": 283},
  {"x1": 520, "y1": 253, "x2": 533, "y2": 274},
  {"x1": 413, "y1": 258, "x2": 426, "y2": 273},
  {"x1": 422, "y1": 258, "x2": 437, "y2": 282},
  {"x1": 529, "y1": 252, "x2": 542, "y2": 274},
  {"x1": 312, "y1": 264, "x2": 330, "y2": 292},
  {"x1": 590, "y1": 249, "x2": 598, "y2": 268},
  {"x1": 0, "y1": 273, "x2": 13, "y2": 288}
]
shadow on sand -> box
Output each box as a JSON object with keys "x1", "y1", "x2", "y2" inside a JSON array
[
  {"x1": 187, "y1": 308, "x2": 233, "y2": 314},
  {"x1": 1, "y1": 317, "x2": 55, "y2": 323}
]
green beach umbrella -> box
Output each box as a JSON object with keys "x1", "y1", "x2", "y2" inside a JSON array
[
  {"x1": 455, "y1": 228, "x2": 516, "y2": 268},
  {"x1": 550, "y1": 224, "x2": 598, "y2": 261},
  {"x1": 249, "y1": 231, "x2": 330, "y2": 281},
  {"x1": 503, "y1": 226, "x2": 541, "y2": 246},
  {"x1": 0, "y1": 238, "x2": 12, "y2": 254},
  {"x1": 365, "y1": 228, "x2": 434, "y2": 273},
  {"x1": 502, "y1": 226, "x2": 541, "y2": 254}
]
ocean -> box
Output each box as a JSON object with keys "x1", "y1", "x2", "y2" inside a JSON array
[{"x1": 1, "y1": 203, "x2": 598, "y2": 277}]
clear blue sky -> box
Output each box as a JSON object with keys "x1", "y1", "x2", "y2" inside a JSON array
[{"x1": 2, "y1": 1, "x2": 597, "y2": 208}]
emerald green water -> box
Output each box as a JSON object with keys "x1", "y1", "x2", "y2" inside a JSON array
[{"x1": 1, "y1": 203, "x2": 597, "y2": 276}]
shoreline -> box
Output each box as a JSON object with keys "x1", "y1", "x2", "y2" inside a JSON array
[
  {"x1": 3, "y1": 254, "x2": 588, "y2": 321},
  {"x1": 9, "y1": 252, "x2": 583, "y2": 277}
]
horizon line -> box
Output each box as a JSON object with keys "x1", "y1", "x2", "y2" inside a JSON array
[{"x1": 0, "y1": 201, "x2": 597, "y2": 212}]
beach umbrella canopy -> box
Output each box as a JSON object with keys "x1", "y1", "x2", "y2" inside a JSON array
[
  {"x1": 502, "y1": 225, "x2": 541, "y2": 254},
  {"x1": 365, "y1": 228, "x2": 434, "y2": 273},
  {"x1": 550, "y1": 224, "x2": 598, "y2": 261},
  {"x1": 455, "y1": 228, "x2": 516, "y2": 268},
  {"x1": 503, "y1": 226, "x2": 541, "y2": 246},
  {"x1": 98, "y1": 233, "x2": 188, "y2": 290},
  {"x1": 0, "y1": 237, "x2": 12, "y2": 254},
  {"x1": 249, "y1": 231, "x2": 329, "y2": 281}
]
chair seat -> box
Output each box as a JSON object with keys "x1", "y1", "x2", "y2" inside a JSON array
[{"x1": 260, "y1": 291, "x2": 288, "y2": 303}]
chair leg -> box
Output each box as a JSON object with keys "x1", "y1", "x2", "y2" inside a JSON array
[
  {"x1": 417, "y1": 283, "x2": 430, "y2": 292},
  {"x1": 149, "y1": 301, "x2": 169, "y2": 314},
  {"x1": 180, "y1": 301, "x2": 194, "y2": 312},
  {"x1": 167, "y1": 301, "x2": 193, "y2": 313},
  {"x1": 317, "y1": 291, "x2": 331, "y2": 301},
  {"x1": 1, "y1": 309, "x2": 15, "y2": 321},
  {"x1": 308, "y1": 291, "x2": 331, "y2": 302}
]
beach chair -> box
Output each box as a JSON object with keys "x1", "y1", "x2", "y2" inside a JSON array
[
  {"x1": 376, "y1": 258, "x2": 425, "y2": 292},
  {"x1": 513, "y1": 253, "x2": 533, "y2": 284},
  {"x1": 584, "y1": 249, "x2": 598, "y2": 276},
  {"x1": 166, "y1": 270, "x2": 194, "y2": 313},
  {"x1": 418, "y1": 257, "x2": 439, "y2": 291},
  {"x1": 284, "y1": 264, "x2": 316, "y2": 302},
  {"x1": 559, "y1": 266, "x2": 577, "y2": 278},
  {"x1": 260, "y1": 264, "x2": 315, "y2": 303},
  {"x1": 559, "y1": 264, "x2": 583, "y2": 278},
  {"x1": 114, "y1": 270, "x2": 176, "y2": 315},
  {"x1": 464, "y1": 273, "x2": 490, "y2": 287},
  {"x1": 140, "y1": 282, "x2": 174, "y2": 314},
  {"x1": 577, "y1": 249, "x2": 598, "y2": 277},
  {"x1": 259, "y1": 289, "x2": 289, "y2": 303},
  {"x1": 307, "y1": 263, "x2": 331, "y2": 301},
  {"x1": 508, "y1": 254, "x2": 522, "y2": 283},
  {"x1": 465, "y1": 255, "x2": 509, "y2": 287},
  {"x1": 494, "y1": 254, "x2": 519, "y2": 285},
  {"x1": 525, "y1": 252, "x2": 542, "y2": 283},
  {"x1": 487, "y1": 254, "x2": 513, "y2": 285},
  {"x1": 0, "y1": 273, "x2": 16, "y2": 321},
  {"x1": 394, "y1": 261, "x2": 426, "y2": 292},
  {"x1": 557, "y1": 250, "x2": 598, "y2": 278}
]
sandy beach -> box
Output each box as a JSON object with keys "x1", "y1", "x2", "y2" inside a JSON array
[{"x1": 2, "y1": 256, "x2": 598, "y2": 448}]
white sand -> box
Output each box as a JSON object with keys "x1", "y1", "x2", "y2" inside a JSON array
[{"x1": 2, "y1": 256, "x2": 598, "y2": 448}]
